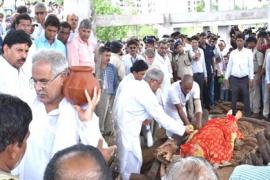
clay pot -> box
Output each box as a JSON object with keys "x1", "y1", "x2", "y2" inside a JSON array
[{"x1": 63, "y1": 66, "x2": 99, "y2": 105}]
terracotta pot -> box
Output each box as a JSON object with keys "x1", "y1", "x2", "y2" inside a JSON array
[{"x1": 63, "y1": 66, "x2": 99, "y2": 105}]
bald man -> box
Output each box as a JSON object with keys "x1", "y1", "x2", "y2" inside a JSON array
[
  {"x1": 44, "y1": 144, "x2": 112, "y2": 180},
  {"x1": 165, "y1": 74, "x2": 203, "y2": 135}
]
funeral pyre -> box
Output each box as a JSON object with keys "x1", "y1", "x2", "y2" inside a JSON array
[{"x1": 143, "y1": 105, "x2": 270, "y2": 180}]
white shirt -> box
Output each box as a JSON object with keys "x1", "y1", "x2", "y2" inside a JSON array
[
  {"x1": 265, "y1": 51, "x2": 270, "y2": 84},
  {"x1": 122, "y1": 54, "x2": 145, "y2": 75},
  {"x1": 18, "y1": 98, "x2": 105, "y2": 180},
  {"x1": 152, "y1": 53, "x2": 173, "y2": 99},
  {"x1": 225, "y1": 47, "x2": 254, "y2": 80},
  {"x1": 190, "y1": 48, "x2": 207, "y2": 77},
  {"x1": 0, "y1": 56, "x2": 35, "y2": 104},
  {"x1": 115, "y1": 80, "x2": 186, "y2": 165},
  {"x1": 31, "y1": 23, "x2": 44, "y2": 40},
  {"x1": 165, "y1": 80, "x2": 200, "y2": 124}
]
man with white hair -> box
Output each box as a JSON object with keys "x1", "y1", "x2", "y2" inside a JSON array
[
  {"x1": 17, "y1": 50, "x2": 109, "y2": 180},
  {"x1": 114, "y1": 68, "x2": 194, "y2": 180},
  {"x1": 163, "y1": 156, "x2": 218, "y2": 180}
]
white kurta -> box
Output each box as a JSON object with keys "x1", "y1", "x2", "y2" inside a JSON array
[
  {"x1": 152, "y1": 53, "x2": 173, "y2": 100},
  {"x1": 18, "y1": 98, "x2": 105, "y2": 180},
  {"x1": 114, "y1": 80, "x2": 186, "y2": 179},
  {"x1": 0, "y1": 56, "x2": 35, "y2": 104},
  {"x1": 122, "y1": 54, "x2": 145, "y2": 75}
]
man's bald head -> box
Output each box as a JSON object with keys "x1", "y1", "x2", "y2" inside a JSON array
[
  {"x1": 181, "y1": 74, "x2": 194, "y2": 95},
  {"x1": 44, "y1": 144, "x2": 112, "y2": 180}
]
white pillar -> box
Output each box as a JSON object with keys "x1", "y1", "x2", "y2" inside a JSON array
[
  {"x1": 268, "y1": 1, "x2": 270, "y2": 31},
  {"x1": 63, "y1": 0, "x2": 91, "y2": 21},
  {"x1": 218, "y1": 25, "x2": 231, "y2": 45}
]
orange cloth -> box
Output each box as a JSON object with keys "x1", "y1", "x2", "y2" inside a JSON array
[{"x1": 180, "y1": 115, "x2": 243, "y2": 164}]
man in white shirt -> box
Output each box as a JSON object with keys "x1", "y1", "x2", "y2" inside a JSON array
[
  {"x1": 165, "y1": 75, "x2": 203, "y2": 134},
  {"x1": 152, "y1": 40, "x2": 173, "y2": 100},
  {"x1": 0, "y1": 30, "x2": 34, "y2": 104},
  {"x1": 189, "y1": 35, "x2": 207, "y2": 107},
  {"x1": 114, "y1": 68, "x2": 193, "y2": 180},
  {"x1": 32, "y1": 3, "x2": 47, "y2": 40},
  {"x1": 18, "y1": 50, "x2": 110, "y2": 180},
  {"x1": 225, "y1": 33, "x2": 253, "y2": 116},
  {"x1": 122, "y1": 39, "x2": 145, "y2": 75}
]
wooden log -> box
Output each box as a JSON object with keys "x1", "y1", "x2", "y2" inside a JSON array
[
  {"x1": 146, "y1": 159, "x2": 160, "y2": 179},
  {"x1": 250, "y1": 152, "x2": 259, "y2": 165},
  {"x1": 256, "y1": 131, "x2": 270, "y2": 164},
  {"x1": 264, "y1": 127, "x2": 270, "y2": 142},
  {"x1": 240, "y1": 117, "x2": 270, "y2": 127}
]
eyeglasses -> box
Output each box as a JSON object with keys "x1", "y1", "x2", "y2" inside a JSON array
[
  {"x1": 35, "y1": 11, "x2": 45, "y2": 15},
  {"x1": 29, "y1": 72, "x2": 62, "y2": 89}
]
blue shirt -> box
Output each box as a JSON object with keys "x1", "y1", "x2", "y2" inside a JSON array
[
  {"x1": 229, "y1": 164, "x2": 270, "y2": 180},
  {"x1": 200, "y1": 43, "x2": 215, "y2": 75},
  {"x1": 35, "y1": 32, "x2": 66, "y2": 57}
]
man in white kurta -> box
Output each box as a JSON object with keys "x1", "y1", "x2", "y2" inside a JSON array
[
  {"x1": 114, "y1": 68, "x2": 191, "y2": 180},
  {"x1": 16, "y1": 50, "x2": 106, "y2": 180},
  {"x1": 0, "y1": 30, "x2": 35, "y2": 104}
]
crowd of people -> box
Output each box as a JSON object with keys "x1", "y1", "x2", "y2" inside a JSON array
[{"x1": 0, "y1": 1, "x2": 270, "y2": 180}]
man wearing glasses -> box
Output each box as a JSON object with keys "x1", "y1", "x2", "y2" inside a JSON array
[
  {"x1": 32, "y1": 2, "x2": 47, "y2": 40},
  {"x1": 0, "y1": 30, "x2": 34, "y2": 104},
  {"x1": 16, "y1": 50, "x2": 113, "y2": 180}
]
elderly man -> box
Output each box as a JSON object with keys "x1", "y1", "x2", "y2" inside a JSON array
[
  {"x1": 165, "y1": 74, "x2": 202, "y2": 136},
  {"x1": 225, "y1": 33, "x2": 253, "y2": 116},
  {"x1": 66, "y1": 13, "x2": 79, "y2": 41},
  {"x1": 0, "y1": 94, "x2": 32, "y2": 180},
  {"x1": 44, "y1": 144, "x2": 112, "y2": 180},
  {"x1": 32, "y1": 2, "x2": 47, "y2": 40},
  {"x1": 163, "y1": 156, "x2": 218, "y2": 180},
  {"x1": 35, "y1": 14, "x2": 66, "y2": 57},
  {"x1": 0, "y1": 30, "x2": 34, "y2": 104},
  {"x1": 114, "y1": 68, "x2": 193, "y2": 180},
  {"x1": 67, "y1": 19, "x2": 95, "y2": 70},
  {"x1": 17, "y1": 50, "x2": 108, "y2": 180}
]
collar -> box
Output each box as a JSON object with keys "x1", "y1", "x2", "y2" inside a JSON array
[{"x1": 40, "y1": 32, "x2": 55, "y2": 44}]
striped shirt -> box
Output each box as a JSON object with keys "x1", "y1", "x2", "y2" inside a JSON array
[{"x1": 229, "y1": 164, "x2": 270, "y2": 180}]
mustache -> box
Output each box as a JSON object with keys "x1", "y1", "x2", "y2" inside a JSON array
[{"x1": 18, "y1": 58, "x2": 26, "y2": 62}]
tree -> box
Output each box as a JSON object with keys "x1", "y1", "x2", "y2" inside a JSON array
[
  {"x1": 196, "y1": 0, "x2": 205, "y2": 12},
  {"x1": 93, "y1": 0, "x2": 131, "y2": 41}
]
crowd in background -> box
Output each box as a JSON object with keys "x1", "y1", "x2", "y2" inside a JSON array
[{"x1": 0, "y1": 1, "x2": 270, "y2": 180}]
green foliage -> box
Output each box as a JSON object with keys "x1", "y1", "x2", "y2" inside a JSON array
[
  {"x1": 92, "y1": 0, "x2": 121, "y2": 15},
  {"x1": 196, "y1": 0, "x2": 205, "y2": 12},
  {"x1": 135, "y1": 25, "x2": 158, "y2": 39},
  {"x1": 96, "y1": 26, "x2": 130, "y2": 41}
]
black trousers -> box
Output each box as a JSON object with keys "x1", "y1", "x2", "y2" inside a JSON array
[
  {"x1": 193, "y1": 72, "x2": 205, "y2": 108},
  {"x1": 230, "y1": 76, "x2": 251, "y2": 116}
]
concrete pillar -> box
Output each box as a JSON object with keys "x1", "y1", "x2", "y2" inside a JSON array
[
  {"x1": 203, "y1": 26, "x2": 210, "y2": 32},
  {"x1": 268, "y1": 2, "x2": 270, "y2": 31},
  {"x1": 218, "y1": 25, "x2": 231, "y2": 45},
  {"x1": 158, "y1": 14, "x2": 174, "y2": 38},
  {"x1": 63, "y1": 0, "x2": 92, "y2": 20}
]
